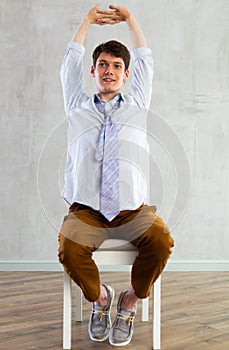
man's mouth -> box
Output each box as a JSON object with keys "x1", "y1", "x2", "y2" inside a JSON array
[{"x1": 103, "y1": 78, "x2": 115, "y2": 82}]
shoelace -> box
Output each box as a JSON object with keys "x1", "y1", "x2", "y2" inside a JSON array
[
  {"x1": 92, "y1": 306, "x2": 109, "y2": 322},
  {"x1": 116, "y1": 311, "x2": 136, "y2": 325}
]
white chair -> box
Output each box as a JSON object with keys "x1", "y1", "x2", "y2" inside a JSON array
[{"x1": 63, "y1": 240, "x2": 161, "y2": 349}]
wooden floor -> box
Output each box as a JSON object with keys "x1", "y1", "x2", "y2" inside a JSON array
[{"x1": 0, "y1": 271, "x2": 228, "y2": 350}]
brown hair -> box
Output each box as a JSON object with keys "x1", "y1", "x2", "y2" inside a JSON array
[{"x1": 92, "y1": 40, "x2": 130, "y2": 71}]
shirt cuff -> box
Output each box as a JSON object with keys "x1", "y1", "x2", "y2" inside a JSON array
[
  {"x1": 66, "y1": 42, "x2": 85, "y2": 55},
  {"x1": 131, "y1": 47, "x2": 152, "y2": 60}
]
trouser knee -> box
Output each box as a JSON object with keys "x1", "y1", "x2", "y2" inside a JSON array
[
  {"x1": 133, "y1": 216, "x2": 174, "y2": 261},
  {"x1": 58, "y1": 234, "x2": 100, "y2": 302},
  {"x1": 152, "y1": 218, "x2": 174, "y2": 261},
  {"x1": 58, "y1": 234, "x2": 92, "y2": 269}
]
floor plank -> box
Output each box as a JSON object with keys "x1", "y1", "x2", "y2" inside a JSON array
[{"x1": 0, "y1": 272, "x2": 228, "y2": 349}]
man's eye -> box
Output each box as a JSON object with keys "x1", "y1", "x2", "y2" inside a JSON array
[
  {"x1": 99, "y1": 63, "x2": 106, "y2": 67},
  {"x1": 114, "y1": 65, "x2": 122, "y2": 69}
]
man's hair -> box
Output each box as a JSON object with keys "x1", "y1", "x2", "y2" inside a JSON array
[{"x1": 92, "y1": 40, "x2": 130, "y2": 71}]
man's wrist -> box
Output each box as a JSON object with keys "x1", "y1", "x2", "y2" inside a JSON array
[
  {"x1": 126, "y1": 12, "x2": 133, "y2": 22},
  {"x1": 83, "y1": 14, "x2": 92, "y2": 27},
  {"x1": 126, "y1": 14, "x2": 135, "y2": 26}
]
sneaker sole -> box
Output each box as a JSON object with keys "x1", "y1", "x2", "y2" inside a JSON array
[{"x1": 109, "y1": 336, "x2": 132, "y2": 347}]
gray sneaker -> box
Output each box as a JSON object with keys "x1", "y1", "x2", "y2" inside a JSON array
[
  {"x1": 88, "y1": 284, "x2": 115, "y2": 342},
  {"x1": 109, "y1": 291, "x2": 137, "y2": 347}
]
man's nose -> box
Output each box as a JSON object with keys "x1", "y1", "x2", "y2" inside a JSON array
[{"x1": 105, "y1": 66, "x2": 113, "y2": 75}]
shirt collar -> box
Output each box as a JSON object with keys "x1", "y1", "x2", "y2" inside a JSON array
[{"x1": 94, "y1": 92, "x2": 125, "y2": 104}]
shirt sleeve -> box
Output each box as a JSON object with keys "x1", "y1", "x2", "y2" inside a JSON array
[
  {"x1": 60, "y1": 42, "x2": 87, "y2": 114},
  {"x1": 129, "y1": 47, "x2": 154, "y2": 109}
]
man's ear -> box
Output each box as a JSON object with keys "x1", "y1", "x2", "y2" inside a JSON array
[
  {"x1": 91, "y1": 65, "x2": 95, "y2": 77},
  {"x1": 123, "y1": 69, "x2": 130, "y2": 83}
]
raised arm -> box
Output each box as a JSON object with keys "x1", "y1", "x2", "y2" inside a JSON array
[
  {"x1": 97, "y1": 5, "x2": 147, "y2": 48},
  {"x1": 61, "y1": 5, "x2": 119, "y2": 113},
  {"x1": 71, "y1": 4, "x2": 120, "y2": 45},
  {"x1": 71, "y1": 5, "x2": 98, "y2": 45}
]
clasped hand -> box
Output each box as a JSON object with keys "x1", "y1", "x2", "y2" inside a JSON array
[{"x1": 87, "y1": 4, "x2": 131, "y2": 25}]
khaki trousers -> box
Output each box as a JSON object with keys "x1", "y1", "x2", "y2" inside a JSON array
[{"x1": 58, "y1": 203, "x2": 174, "y2": 302}]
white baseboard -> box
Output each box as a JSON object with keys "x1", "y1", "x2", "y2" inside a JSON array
[
  {"x1": 0, "y1": 259, "x2": 229, "y2": 272},
  {"x1": 164, "y1": 259, "x2": 229, "y2": 272}
]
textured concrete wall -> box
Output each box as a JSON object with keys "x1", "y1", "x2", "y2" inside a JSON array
[{"x1": 0, "y1": 0, "x2": 228, "y2": 263}]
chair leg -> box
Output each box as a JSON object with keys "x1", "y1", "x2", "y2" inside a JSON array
[
  {"x1": 142, "y1": 297, "x2": 149, "y2": 321},
  {"x1": 153, "y1": 276, "x2": 161, "y2": 349},
  {"x1": 63, "y1": 270, "x2": 72, "y2": 350},
  {"x1": 75, "y1": 285, "x2": 83, "y2": 321},
  {"x1": 63, "y1": 269, "x2": 161, "y2": 349}
]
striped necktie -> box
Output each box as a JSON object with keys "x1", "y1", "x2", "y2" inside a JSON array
[{"x1": 95, "y1": 95, "x2": 121, "y2": 221}]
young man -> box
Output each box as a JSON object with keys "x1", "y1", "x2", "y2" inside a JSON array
[{"x1": 58, "y1": 4, "x2": 174, "y2": 347}]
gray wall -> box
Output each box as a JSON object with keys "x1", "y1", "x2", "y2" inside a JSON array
[{"x1": 1, "y1": 0, "x2": 229, "y2": 268}]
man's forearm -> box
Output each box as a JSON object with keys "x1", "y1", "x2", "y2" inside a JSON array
[
  {"x1": 71, "y1": 5, "x2": 104, "y2": 46},
  {"x1": 71, "y1": 16, "x2": 90, "y2": 45},
  {"x1": 126, "y1": 15, "x2": 147, "y2": 49},
  {"x1": 100, "y1": 5, "x2": 147, "y2": 49}
]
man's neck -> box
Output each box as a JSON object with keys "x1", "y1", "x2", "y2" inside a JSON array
[{"x1": 97, "y1": 91, "x2": 121, "y2": 102}]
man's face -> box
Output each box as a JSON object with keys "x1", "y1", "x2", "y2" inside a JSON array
[{"x1": 91, "y1": 52, "x2": 129, "y2": 100}]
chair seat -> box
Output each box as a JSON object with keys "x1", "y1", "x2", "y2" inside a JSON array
[
  {"x1": 94, "y1": 240, "x2": 139, "y2": 266},
  {"x1": 98, "y1": 239, "x2": 137, "y2": 251}
]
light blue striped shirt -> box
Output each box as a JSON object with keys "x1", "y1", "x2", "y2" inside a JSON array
[{"x1": 60, "y1": 42, "x2": 154, "y2": 211}]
